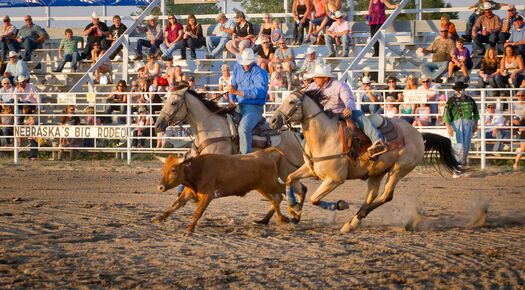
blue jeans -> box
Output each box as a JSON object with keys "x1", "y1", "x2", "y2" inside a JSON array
[
  {"x1": 293, "y1": 19, "x2": 309, "y2": 43},
  {"x1": 495, "y1": 73, "x2": 524, "y2": 88},
  {"x1": 351, "y1": 110, "x2": 383, "y2": 144},
  {"x1": 205, "y1": 36, "x2": 229, "y2": 58},
  {"x1": 451, "y1": 119, "x2": 475, "y2": 165},
  {"x1": 473, "y1": 33, "x2": 498, "y2": 53},
  {"x1": 13, "y1": 38, "x2": 38, "y2": 61},
  {"x1": 55, "y1": 52, "x2": 80, "y2": 71},
  {"x1": 420, "y1": 61, "x2": 448, "y2": 81},
  {"x1": 325, "y1": 34, "x2": 351, "y2": 56},
  {"x1": 0, "y1": 38, "x2": 18, "y2": 61},
  {"x1": 485, "y1": 130, "x2": 510, "y2": 152},
  {"x1": 136, "y1": 39, "x2": 162, "y2": 57},
  {"x1": 238, "y1": 104, "x2": 264, "y2": 154},
  {"x1": 161, "y1": 41, "x2": 184, "y2": 58}
]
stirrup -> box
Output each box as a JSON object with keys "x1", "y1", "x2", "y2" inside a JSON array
[{"x1": 367, "y1": 140, "x2": 387, "y2": 158}]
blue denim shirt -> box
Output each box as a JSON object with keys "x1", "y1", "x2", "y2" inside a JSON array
[{"x1": 230, "y1": 63, "x2": 268, "y2": 105}]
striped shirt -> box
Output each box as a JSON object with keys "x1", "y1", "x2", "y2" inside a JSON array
[{"x1": 59, "y1": 36, "x2": 83, "y2": 55}]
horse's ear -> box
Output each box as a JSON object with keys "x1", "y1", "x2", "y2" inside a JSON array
[{"x1": 154, "y1": 155, "x2": 167, "y2": 164}]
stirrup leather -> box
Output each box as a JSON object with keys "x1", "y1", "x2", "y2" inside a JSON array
[{"x1": 367, "y1": 140, "x2": 387, "y2": 158}]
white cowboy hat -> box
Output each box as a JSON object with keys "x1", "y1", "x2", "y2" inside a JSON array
[
  {"x1": 334, "y1": 11, "x2": 345, "y2": 19},
  {"x1": 8, "y1": 51, "x2": 18, "y2": 58},
  {"x1": 91, "y1": 11, "x2": 99, "y2": 19},
  {"x1": 135, "y1": 61, "x2": 145, "y2": 70},
  {"x1": 305, "y1": 64, "x2": 336, "y2": 79},
  {"x1": 17, "y1": 75, "x2": 27, "y2": 83},
  {"x1": 145, "y1": 15, "x2": 156, "y2": 21},
  {"x1": 420, "y1": 74, "x2": 432, "y2": 81},
  {"x1": 236, "y1": 49, "x2": 256, "y2": 66},
  {"x1": 482, "y1": 2, "x2": 493, "y2": 10},
  {"x1": 361, "y1": 76, "x2": 371, "y2": 84},
  {"x1": 305, "y1": 46, "x2": 317, "y2": 55}
]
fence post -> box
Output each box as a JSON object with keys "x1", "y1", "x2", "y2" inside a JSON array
[
  {"x1": 480, "y1": 89, "x2": 486, "y2": 170},
  {"x1": 127, "y1": 94, "x2": 132, "y2": 166},
  {"x1": 13, "y1": 97, "x2": 19, "y2": 165}
]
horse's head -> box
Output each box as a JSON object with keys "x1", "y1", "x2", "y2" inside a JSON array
[
  {"x1": 155, "y1": 88, "x2": 188, "y2": 133},
  {"x1": 270, "y1": 90, "x2": 305, "y2": 130}
]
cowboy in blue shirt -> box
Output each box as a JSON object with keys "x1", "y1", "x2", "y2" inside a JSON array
[{"x1": 227, "y1": 49, "x2": 269, "y2": 154}]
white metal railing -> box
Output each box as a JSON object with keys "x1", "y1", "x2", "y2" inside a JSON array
[{"x1": 0, "y1": 89, "x2": 523, "y2": 168}]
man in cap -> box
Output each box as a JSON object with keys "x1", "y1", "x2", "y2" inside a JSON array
[
  {"x1": 227, "y1": 48, "x2": 268, "y2": 154},
  {"x1": 0, "y1": 15, "x2": 18, "y2": 62},
  {"x1": 82, "y1": 12, "x2": 109, "y2": 60},
  {"x1": 325, "y1": 11, "x2": 352, "y2": 57},
  {"x1": 472, "y1": 2, "x2": 502, "y2": 56},
  {"x1": 14, "y1": 75, "x2": 39, "y2": 104},
  {"x1": 355, "y1": 76, "x2": 381, "y2": 114},
  {"x1": 134, "y1": 15, "x2": 163, "y2": 60},
  {"x1": 14, "y1": 15, "x2": 48, "y2": 61},
  {"x1": 505, "y1": 15, "x2": 525, "y2": 59},
  {"x1": 226, "y1": 11, "x2": 255, "y2": 55},
  {"x1": 3, "y1": 51, "x2": 29, "y2": 85},
  {"x1": 498, "y1": 5, "x2": 519, "y2": 51},
  {"x1": 305, "y1": 64, "x2": 387, "y2": 157},
  {"x1": 419, "y1": 26, "x2": 455, "y2": 82},
  {"x1": 296, "y1": 46, "x2": 324, "y2": 79},
  {"x1": 205, "y1": 13, "x2": 236, "y2": 59},
  {"x1": 418, "y1": 74, "x2": 440, "y2": 125},
  {"x1": 442, "y1": 81, "x2": 479, "y2": 173},
  {"x1": 482, "y1": 102, "x2": 508, "y2": 153}
]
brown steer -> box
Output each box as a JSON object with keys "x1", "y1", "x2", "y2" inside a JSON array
[{"x1": 154, "y1": 148, "x2": 289, "y2": 234}]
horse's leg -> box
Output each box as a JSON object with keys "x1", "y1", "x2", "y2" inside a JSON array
[
  {"x1": 309, "y1": 178, "x2": 345, "y2": 211},
  {"x1": 285, "y1": 163, "x2": 317, "y2": 219},
  {"x1": 152, "y1": 189, "x2": 195, "y2": 223},
  {"x1": 340, "y1": 173, "x2": 385, "y2": 233},
  {"x1": 341, "y1": 167, "x2": 409, "y2": 233},
  {"x1": 278, "y1": 161, "x2": 309, "y2": 223},
  {"x1": 185, "y1": 193, "x2": 213, "y2": 235}
]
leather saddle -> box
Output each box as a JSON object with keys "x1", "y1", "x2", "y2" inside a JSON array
[{"x1": 227, "y1": 112, "x2": 281, "y2": 151}]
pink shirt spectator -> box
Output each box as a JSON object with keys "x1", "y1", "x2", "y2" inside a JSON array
[
  {"x1": 328, "y1": 20, "x2": 351, "y2": 36},
  {"x1": 368, "y1": 0, "x2": 387, "y2": 25},
  {"x1": 15, "y1": 83, "x2": 40, "y2": 104},
  {"x1": 165, "y1": 23, "x2": 183, "y2": 43},
  {"x1": 312, "y1": 0, "x2": 328, "y2": 18}
]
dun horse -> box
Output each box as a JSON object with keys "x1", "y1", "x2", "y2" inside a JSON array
[
  {"x1": 270, "y1": 90, "x2": 463, "y2": 233},
  {"x1": 154, "y1": 87, "x2": 307, "y2": 224}
]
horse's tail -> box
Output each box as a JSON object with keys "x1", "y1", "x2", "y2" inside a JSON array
[{"x1": 422, "y1": 133, "x2": 463, "y2": 174}]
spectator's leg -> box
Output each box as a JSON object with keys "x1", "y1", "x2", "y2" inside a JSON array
[
  {"x1": 463, "y1": 14, "x2": 476, "y2": 41},
  {"x1": 497, "y1": 32, "x2": 510, "y2": 54},
  {"x1": 82, "y1": 41, "x2": 94, "y2": 60},
  {"x1": 211, "y1": 37, "x2": 228, "y2": 58},
  {"x1": 517, "y1": 44, "x2": 525, "y2": 60},
  {"x1": 225, "y1": 40, "x2": 239, "y2": 55},
  {"x1": 160, "y1": 43, "x2": 169, "y2": 54},
  {"x1": 292, "y1": 21, "x2": 299, "y2": 43},
  {"x1": 136, "y1": 39, "x2": 150, "y2": 57},
  {"x1": 488, "y1": 75, "x2": 498, "y2": 88},
  {"x1": 324, "y1": 34, "x2": 335, "y2": 57},
  {"x1": 472, "y1": 34, "x2": 486, "y2": 55},
  {"x1": 238, "y1": 40, "x2": 251, "y2": 54},
  {"x1": 420, "y1": 62, "x2": 436, "y2": 78},
  {"x1": 370, "y1": 24, "x2": 381, "y2": 56},
  {"x1": 151, "y1": 39, "x2": 163, "y2": 55},
  {"x1": 341, "y1": 34, "x2": 350, "y2": 57},
  {"x1": 162, "y1": 41, "x2": 180, "y2": 58},
  {"x1": 495, "y1": 74, "x2": 508, "y2": 88},
  {"x1": 513, "y1": 74, "x2": 524, "y2": 88},
  {"x1": 0, "y1": 39, "x2": 7, "y2": 61},
  {"x1": 21, "y1": 38, "x2": 36, "y2": 61},
  {"x1": 447, "y1": 61, "x2": 455, "y2": 78},
  {"x1": 54, "y1": 53, "x2": 72, "y2": 72},
  {"x1": 205, "y1": 36, "x2": 218, "y2": 56},
  {"x1": 299, "y1": 19, "x2": 309, "y2": 44},
  {"x1": 101, "y1": 38, "x2": 112, "y2": 51},
  {"x1": 179, "y1": 39, "x2": 188, "y2": 59},
  {"x1": 110, "y1": 44, "x2": 122, "y2": 59},
  {"x1": 71, "y1": 52, "x2": 80, "y2": 71},
  {"x1": 488, "y1": 32, "x2": 498, "y2": 48}
]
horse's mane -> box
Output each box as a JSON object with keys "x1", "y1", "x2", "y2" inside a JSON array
[
  {"x1": 182, "y1": 86, "x2": 236, "y2": 115},
  {"x1": 302, "y1": 89, "x2": 335, "y2": 118}
]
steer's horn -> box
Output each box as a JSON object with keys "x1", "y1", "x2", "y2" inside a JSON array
[{"x1": 154, "y1": 155, "x2": 167, "y2": 164}]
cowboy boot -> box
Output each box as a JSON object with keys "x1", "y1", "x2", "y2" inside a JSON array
[{"x1": 367, "y1": 139, "x2": 388, "y2": 158}]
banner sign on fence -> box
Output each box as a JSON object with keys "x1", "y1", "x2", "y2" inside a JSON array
[
  {"x1": 15, "y1": 126, "x2": 128, "y2": 139},
  {"x1": 57, "y1": 93, "x2": 76, "y2": 105},
  {"x1": 403, "y1": 90, "x2": 428, "y2": 103}
]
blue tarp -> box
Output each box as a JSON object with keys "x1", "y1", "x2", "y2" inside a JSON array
[{"x1": 0, "y1": 0, "x2": 151, "y2": 7}]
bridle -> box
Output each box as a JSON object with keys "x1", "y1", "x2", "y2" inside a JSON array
[
  {"x1": 275, "y1": 92, "x2": 324, "y2": 125},
  {"x1": 159, "y1": 92, "x2": 187, "y2": 127}
]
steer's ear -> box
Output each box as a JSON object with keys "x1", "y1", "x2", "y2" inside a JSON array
[{"x1": 154, "y1": 155, "x2": 167, "y2": 164}]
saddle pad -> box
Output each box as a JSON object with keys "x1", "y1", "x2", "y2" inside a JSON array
[
  {"x1": 253, "y1": 135, "x2": 281, "y2": 149},
  {"x1": 376, "y1": 117, "x2": 399, "y2": 142}
]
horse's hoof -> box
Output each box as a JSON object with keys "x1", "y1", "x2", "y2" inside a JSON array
[
  {"x1": 252, "y1": 219, "x2": 270, "y2": 225},
  {"x1": 152, "y1": 216, "x2": 165, "y2": 224},
  {"x1": 337, "y1": 200, "x2": 349, "y2": 210},
  {"x1": 290, "y1": 218, "x2": 300, "y2": 224},
  {"x1": 288, "y1": 204, "x2": 302, "y2": 217},
  {"x1": 278, "y1": 216, "x2": 290, "y2": 224},
  {"x1": 183, "y1": 229, "x2": 193, "y2": 237},
  {"x1": 341, "y1": 216, "x2": 360, "y2": 233}
]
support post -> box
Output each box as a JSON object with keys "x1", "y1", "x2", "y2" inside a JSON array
[
  {"x1": 348, "y1": 0, "x2": 354, "y2": 22},
  {"x1": 284, "y1": 0, "x2": 289, "y2": 25},
  {"x1": 13, "y1": 97, "x2": 19, "y2": 165},
  {"x1": 417, "y1": 0, "x2": 422, "y2": 20},
  {"x1": 480, "y1": 89, "x2": 486, "y2": 170},
  {"x1": 222, "y1": 0, "x2": 227, "y2": 13},
  {"x1": 122, "y1": 35, "x2": 130, "y2": 82},
  {"x1": 126, "y1": 92, "x2": 132, "y2": 166},
  {"x1": 160, "y1": 0, "x2": 166, "y2": 27},
  {"x1": 45, "y1": 6, "x2": 51, "y2": 28},
  {"x1": 378, "y1": 29, "x2": 386, "y2": 83}
]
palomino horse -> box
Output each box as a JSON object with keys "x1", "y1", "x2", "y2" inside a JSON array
[
  {"x1": 154, "y1": 87, "x2": 307, "y2": 224},
  {"x1": 269, "y1": 90, "x2": 462, "y2": 233}
]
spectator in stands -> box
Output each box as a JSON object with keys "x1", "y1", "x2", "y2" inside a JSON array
[
  {"x1": 102, "y1": 15, "x2": 128, "y2": 60},
  {"x1": 0, "y1": 15, "x2": 17, "y2": 62},
  {"x1": 104, "y1": 80, "x2": 127, "y2": 124},
  {"x1": 53, "y1": 28, "x2": 84, "y2": 73},
  {"x1": 385, "y1": 76, "x2": 402, "y2": 101},
  {"x1": 145, "y1": 53, "x2": 160, "y2": 80},
  {"x1": 419, "y1": 28, "x2": 455, "y2": 82},
  {"x1": 257, "y1": 13, "x2": 273, "y2": 45},
  {"x1": 384, "y1": 96, "x2": 398, "y2": 118},
  {"x1": 0, "y1": 104, "x2": 14, "y2": 146},
  {"x1": 218, "y1": 63, "x2": 232, "y2": 102},
  {"x1": 137, "y1": 77, "x2": 151, "y2": 112},
  {"x1": 226, "y1": 11, "x2": 255, "y2": 55},
  {"x1": 82, "y1": 12, "x2": 109, "y2": 61},
  {"x1": 296, "y1": 46, "x2": 323, "y2": 79},
  {"x1": 418, "y1": 75, "x2": 440, "y2": 125},
  {"x1": 181, "y1": 15, "x2": 205, "y2": 60},
  {"x1": 257, "y1": 36, "x2": 275, "y2": 73},
  {"x1": 494, "y1": 45, "x2": 524, "y2": 88},
  {"x1": 512, "y1": 90, "x2": 525, "y2": 170},
  {"x1": 14, "y1": 75, "x2": 39, "y2": 105},
  {"x1": 187, "y1": 76, "x2": 197, "y2": 90},
  {"x1": 305, "y1": 0, "x2": 328, "y2": 44},
  {"x1": 271, "y1": 38, "x2": 295, "y2": 81},
  {"x1": 269, "y1": 63, "x2": 291, "y2": 102},
  {"x1": 405, "y1": 74, "x2": 418, "y2": 90},
  {"x1": 4, "y1": 51, "x2": 29, "y2": 84},
  {"x1": 436, "y1": 94, "x2": 448, "y2": 126},
  {"x1": 472, "y1": 3, "x2": 502, "y2": 56},
  {"x1": 325, "y1": 11, "x2": 351, "y2": 58},
  {"x1": 357, "y1": 76, "x2": 381, "y2": 114},
  {"x1": 270, "y1": 19, "x2": 284, "y2": 46},
  {"x1": 292, "y1": 0, "x2": 311, "y2": 45},
  {"x1": 22, "y1": 105, "x2": 38, "y2": 160},
  {"x1": 205, "y1": 13, "x2": 235, "y2": 59},
  {"x1": 314, "y1": 0, "x2": 341, "y2": 40},
  {"x1": 91, "y1": 43, "x2": 112, "y2": 84},
  {"x1": 443, "y1": 81, "x2": 480, "y2": 172},
  {"x1": 160, "y1": 15, "x2": 184, "y2": 60},
  {"x1": 478, "y1": 47, "x2": 500, "y2": 89},
  {"x1": 448, "y1": 38, "x2": 473, "y2": 82},
  {"x1": 58, "y1": 105, "x2": 81, "y2": 160},
  {"x1": 398, "y1": 93, "x2": 416, "y2": 124},
  {"x1": 482, "y1": 103, "x2": 508, "y2": 152},
  {"x1": 157, "y1": 57, "x2": 173, "y2": 91},
  {"x1": 367, "y1": 0, "x2": 399, "y2": 56},
  {"x1": 135, "y1": 61, "x2": 148, "y2": 79},
  {"x1": 463, "y1": 0, "x2": 506, "y2": 43},
  {"x1": 13, "y1": 15, "x2": 48, "y2": 61},
  {"x1": 498, "y1": 5, "x2": 519, "y2": 53},
  {"x1": 0, "y1": 77, "x2": 13, "y2": 103},
  {"x1": 227, "y1": 48, "x2": 269, "y2": 154},
  {"x1": 413, "y1": 102, "x2": 431, "y2": 127},
  {"x1": 172, "y1": 65, "x2": 187, "y2": 87},
  {"x1": 132, "y1": 106, "x2": 153, "y2": 148},
  {"x1": 83, "y1": 106, "x2": 101, "y2": 148},
  {"x1": 134, "y1": 15, "x2": 162, "y2": 61},
  {"x1": 441, "y1": 14, "x2": 458, "y2": 41},
  {"x1": 505, "y1": 15, "x2": 525, "y2": 59}
]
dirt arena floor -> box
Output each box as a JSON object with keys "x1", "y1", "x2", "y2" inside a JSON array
[{"x1": 0, "y1": 158, "x2": 524, "y2": 288}]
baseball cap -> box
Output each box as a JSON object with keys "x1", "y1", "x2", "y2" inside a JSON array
[{"x1": 235, "y1": 11, "x2": 245, "y2": 19}]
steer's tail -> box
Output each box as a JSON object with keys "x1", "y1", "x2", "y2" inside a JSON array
[{"x1": 422, "y1": 133, "x2": 463, "y2": 174}]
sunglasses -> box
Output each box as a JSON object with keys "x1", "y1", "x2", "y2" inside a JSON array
[
  {"x1": 276, "y1": 67, "x2": 282, "y2": 69},
  {"x1": 388, "y1": 80, "x2": 396, "y2": 83},
  {"x1": 169, "y1": 17, "x2": 175, "y2": 19},
  {"x1": 517, "y1": 94, "x2": 525, "y2": 97},
  {"x1": 2, "y1": 82, "x2": 9, "y2": 85},
  {"x1": 421, "y1": 80, "x2": 429, "y2": 83}
]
